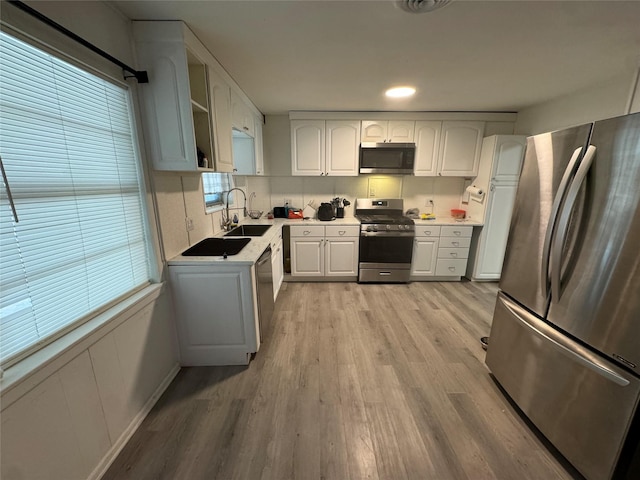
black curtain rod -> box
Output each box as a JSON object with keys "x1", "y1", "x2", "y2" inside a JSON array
[{"x1": 7, "y1": 0, "x2": 148, "y2": 83}]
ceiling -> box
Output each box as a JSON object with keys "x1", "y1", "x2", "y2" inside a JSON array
[{"x1": 112, "y1": 0, "x2": 640, "y2": 115}]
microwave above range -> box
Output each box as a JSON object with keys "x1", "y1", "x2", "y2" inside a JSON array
[{"x1": 359, "y1": 142, "x2": 415, "y2": 174}]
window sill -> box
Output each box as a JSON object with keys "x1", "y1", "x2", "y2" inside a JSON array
[{"x1": 0, "y1": 283, "x2": 165, "y2": 402}]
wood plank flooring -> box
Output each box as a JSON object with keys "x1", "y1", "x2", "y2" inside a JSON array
[{"x1": 103, "y1": 281, "x2": 583, "y2": 480}]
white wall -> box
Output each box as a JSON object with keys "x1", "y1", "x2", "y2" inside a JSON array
[
  {"x1": 0, "y1": 3, "x2": 180, "y2": 479},
  {"x1": 514, "y1": 67, "x2": 640, "y2": 135}
]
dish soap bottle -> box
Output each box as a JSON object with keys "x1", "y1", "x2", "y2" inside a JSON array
[{"x1": 232, "y1": 214, "x2": 238, "y2": 226}]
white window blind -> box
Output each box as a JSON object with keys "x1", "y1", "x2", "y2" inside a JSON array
[
  {"x1": 0, "y1": 31, "x2": 151, "y2": 366},
  {"x1": 202, "y1": 172, "x2": 233, "y2": 209}
]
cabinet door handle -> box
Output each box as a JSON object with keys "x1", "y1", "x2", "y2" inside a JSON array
[{"x1": 243, "y1": 126, "x2": 249, "y2": 131}]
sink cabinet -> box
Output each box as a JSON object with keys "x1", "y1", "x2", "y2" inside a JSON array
[{"x1": 168, "y1": 263, "x2": 259, "y2": 365}]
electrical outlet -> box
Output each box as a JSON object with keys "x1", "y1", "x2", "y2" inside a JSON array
[{"x1": 185, "y1": 217, "x2": 194, "y2": 231}]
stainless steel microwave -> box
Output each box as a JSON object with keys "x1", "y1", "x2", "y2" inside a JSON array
[{"x1": 359, "y1": 142, "x2": 415, "y2": 174}]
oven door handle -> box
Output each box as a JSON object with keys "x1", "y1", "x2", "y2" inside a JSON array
[{"x1": 360, "y1": 231, "x2": 416, "y2": 237}]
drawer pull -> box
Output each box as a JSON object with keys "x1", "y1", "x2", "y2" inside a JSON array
[
  {"x1": 453, "y1": 231, "x2": 461, "y2": 236},
  {"x1": 448, "y1": 266, "x2": 456, "y2": 272},
  {"x1": 424, "y1": 231, "x2": 431, "y2": 235},
  {"x1": 379, "y1": 272, "x2": 392, "y2": 276},
  {"x1": 339, "y1": 230, "x2": 346, "y2": 235},
  {"x1": 452, "y1": 241, "x2": 459, "y2": 246},
  {"x1": 303, "y1": 230, "x2": 311, "y2": 235},
  {"x1": 450, "y1": 252, "x2": 458, "y2": 257}
]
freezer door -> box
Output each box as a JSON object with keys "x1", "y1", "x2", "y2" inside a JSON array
[
  {"x1": 548, "y1": 113, "x2": 640, "y2": 371},
  {"x1": 486, "y1": 292, "x2": 640, "y2": 480},
  {"x1": 499, "y1": 123, "x2": 592, "y2": 317}
]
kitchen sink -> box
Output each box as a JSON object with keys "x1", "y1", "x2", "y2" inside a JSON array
[
  {"x1": 223, "y1": 225, "x2": 272, "y2": 237},
  {"x1": 181, "y1": 237, "x2": 251, "y2": 256}
]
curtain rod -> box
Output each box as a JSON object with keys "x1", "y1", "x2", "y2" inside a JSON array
[{"x1": 7, "y1": 0, "x2": 148, "y2": 83}]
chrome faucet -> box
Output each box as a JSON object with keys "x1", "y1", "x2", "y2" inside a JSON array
[{"x1": 224, "y1": 188, "x2": 247, "y2": 230}]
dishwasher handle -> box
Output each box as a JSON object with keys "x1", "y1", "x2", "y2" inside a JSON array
[{"x1": 257, "y1": 247, "x2": 272, "y2": 266}]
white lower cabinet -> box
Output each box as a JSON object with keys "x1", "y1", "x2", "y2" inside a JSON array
[
  {"x1": 411, "y1": 225, "x2": 473, "y2": 280},
  {"x1": 411, "y1": 225, "x2": 440, "y2": 277},
  {"x1": 168, "y1": 263, "x2": 259, "y2": 365},
  {"x1": 271, "y1": 232, "x2": 284, "y2": 299},
  {"x1": 290, "y1": 224, "x2": 359, "y2": 278}
]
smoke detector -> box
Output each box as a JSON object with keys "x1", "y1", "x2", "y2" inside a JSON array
[{"x1": 396, "y1": 0, "x2": 452, "y2": 14}]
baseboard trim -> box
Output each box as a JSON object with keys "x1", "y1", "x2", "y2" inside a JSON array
[{"x1": 88, "y1": 362, "x2": 181, "y2": 480}]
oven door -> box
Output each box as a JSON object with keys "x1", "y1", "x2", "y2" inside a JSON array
[
  {"x1": 359, "y1": 232, "x2": 415, "y2": 282},
  {"x1": 359, "y1": 232, "x2": 414, "y2": 265}
]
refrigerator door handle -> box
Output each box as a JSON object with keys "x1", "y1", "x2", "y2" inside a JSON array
[
  {"x1": 540, "y1": 147, "x2": 584, "y2": 298},
  {"x1": 503, "y1": 298, "x2": 630, "y2": 387},
  {"x1": 551, "y1": 145, "x2": 596, "y2": 302}
]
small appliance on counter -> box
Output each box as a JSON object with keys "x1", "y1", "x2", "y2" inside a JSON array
[{"x1": 317, "y1": 202, "x2": 335, "y2": 221}]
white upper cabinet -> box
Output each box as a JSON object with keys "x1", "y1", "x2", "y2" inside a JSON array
[
  {"x1": 291, "y1": 120, "x2": 325, "y2": 175},
  {"x1": 254, "y1": 114, "x2": 265, "y2": 175},
  {"x1": 438, "y1": 121, "x2": 485, "y2": 176},
  {"x1": 361, "y1": 120, "x2": 415, "y2": 143},
  {"x1": 291, "y1": 120, "x2": 359, "y2": 176},
  {"x1": 413, "y1": 121, "x2": 442, "y2": 176},
  {"x1": 232, "y1": 113, "x2": 264, "y2": 175},
  {"x1": 231, "y1": 90, "x2": 256, "y2": 137},
  {"x1": 414, "y1": 121, "x2": 484, "y2": 177},
  {"x1": 133, "y1": 22, "x2": 216, "y2": 172},
  {"x1": 208, "y1": 68, "x2": 234, "y2": 173},
  {"x1": 133, "y1": 21, "x2": 262, "y2": 173},
  {"x1": 325, "y1": 120, "x2": 360, "y2": 176}
]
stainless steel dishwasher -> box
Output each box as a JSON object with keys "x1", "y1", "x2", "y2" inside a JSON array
[{"x1": 256, "y1": 247, "x2": 274, "y2": 341}]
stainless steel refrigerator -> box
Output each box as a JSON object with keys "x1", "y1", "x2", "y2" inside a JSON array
[{"x1": 486, "y1": 112, "x2": 640, "y2": 480}]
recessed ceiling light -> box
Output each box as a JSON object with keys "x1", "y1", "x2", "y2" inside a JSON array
[{"x1": 385, "y1": 86, "x2": 416, "y2": 98}]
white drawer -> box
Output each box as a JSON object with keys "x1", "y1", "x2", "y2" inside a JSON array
[
  {"x1": 438, "y1": 247, "x2": 469, "y2": 259},
  {"x1": 441, "y1": 225, "x2": 472, "y2": 237},
  {"x1": 414, "y1": 225, "x2": 441, "y2": 237},
  {"x1": 325, "y1": 225, "x2": 360, "y2": 237},
  {"x1": 290, "y1": 225, "x2": 324, "y2": 237},
  {"x1": 436, "y1": 258, "x2": 468, "y2": 276},
  {"x1": 439, "y1": 236, "x2": 471, "y2": 248}
]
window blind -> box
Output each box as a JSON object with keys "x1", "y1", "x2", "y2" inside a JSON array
[
  {"x1": 0, "y1": 31, "x2": 151, "y2": 366},
  {"x1": 202, "y1": 172, "x2": 233, "y2": 209}
]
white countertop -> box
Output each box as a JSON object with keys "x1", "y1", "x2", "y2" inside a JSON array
[
  {"x1": 167, "y1": 217, "x2": 361, "y2": 266},
  {"x1": 167, "y1": 215, "x2": 481, "y2": 266}
]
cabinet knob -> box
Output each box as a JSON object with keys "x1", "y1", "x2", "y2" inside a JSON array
[
  {"x1": 320, "y1": 172, "x2": 324, "y2": 176},
  {"x1": 233, "y1": 168, "x2": 238, "y2": 172},
  {"x1": 243, "y1": 126, "x2": 249, "y2": 131}
]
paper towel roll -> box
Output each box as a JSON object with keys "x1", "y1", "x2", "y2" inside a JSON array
[{"x1": 466, "y1": 185, "x2": 485, "y2": 203}]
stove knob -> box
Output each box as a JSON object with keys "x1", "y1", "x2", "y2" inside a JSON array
[
  {"x1": 366, "y1": 226, "x2": 372, "y2": 232},
  {"x1": 386, "y1": 225, "x2": 392, "y2": 231},
  {"x1": 373, "y1": 225, "x2": 378, "y2": 232}
]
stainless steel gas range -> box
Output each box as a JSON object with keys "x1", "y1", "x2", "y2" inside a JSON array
[{"x1": 355, "y1": 198, "x2": 415, "y2": 283}]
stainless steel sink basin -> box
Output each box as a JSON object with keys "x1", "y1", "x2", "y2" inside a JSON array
[
  {"x1": 181, "y1": 237, "x2": 251, "y2": 256},
  {"x1": 223, "y1": 225, "x2": 271, "y2": 237}
]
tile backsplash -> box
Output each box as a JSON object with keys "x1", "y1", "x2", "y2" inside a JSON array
[{"x1": 241, "y1": 175, "x2": 467, "y2": 218}]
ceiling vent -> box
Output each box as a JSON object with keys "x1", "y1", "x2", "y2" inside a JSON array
[{"x1": 396, "y1": 0, "x2": 452, "y2": 14}]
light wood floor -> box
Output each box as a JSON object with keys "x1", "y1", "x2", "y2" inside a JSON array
[{"x1": 103, "y1": 281, "x2": 582, "y2": 480}]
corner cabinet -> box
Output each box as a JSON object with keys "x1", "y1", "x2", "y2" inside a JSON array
[
  {"x1": 414, "y1": 121, "x2": 485, "y2": 177},
  {"x1": 291, "y1": 120, "x2": 359, "y2": 176},
  {"x1": 133, "y1": 21, "x2": 234, "y2": 172}
]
